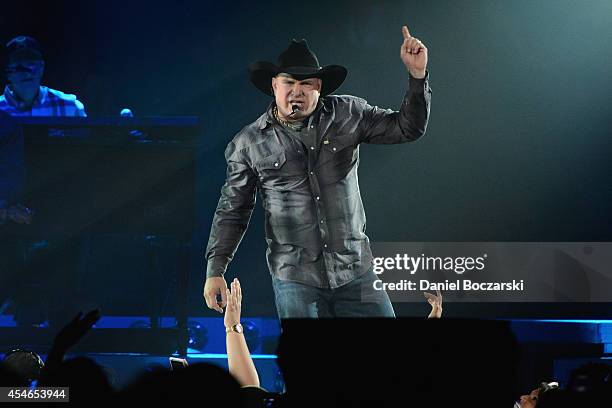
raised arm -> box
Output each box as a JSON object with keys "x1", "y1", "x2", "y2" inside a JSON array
[
  {"x1": 40, "y1": 309, "x2": 101, "y2": 383},
  {"x1": 359, "y1": 24, "x2": 432, "y2": 144},
  {"x1": 424, "y1": 289, "x2": 443, "y2": 319},
  {"x1": 225, "y1": 278, "x2": 260, "y2": 387}
]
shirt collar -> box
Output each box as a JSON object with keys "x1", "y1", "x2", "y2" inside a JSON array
[
  {"x1": 256, "y1": 101, "x2": 276, "y2": 131},
  {"x1": 257, "y1": 97, "x2": 329, "y2": 132},
  {"x1": 3, "y1": 85, "x2": 47, "y2": 109},
  {"x1": 320, "y1": 96, "x2": 332, "y2": 114}
]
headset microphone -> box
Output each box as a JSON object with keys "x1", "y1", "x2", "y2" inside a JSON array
[{"x1": 289, "y1": 105, "x2": 300, "y2": 116}]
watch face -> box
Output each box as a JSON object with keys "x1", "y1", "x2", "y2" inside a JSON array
[{"x1": 235, "y1": 324, "x2": 244, "y2": 333}]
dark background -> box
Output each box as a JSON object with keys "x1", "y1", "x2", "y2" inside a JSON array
[{"x1": 2, "y1": 0, "x2": 611, "y2": 318}]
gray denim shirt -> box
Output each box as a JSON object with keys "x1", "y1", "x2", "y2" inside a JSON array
[{"x1": 206, "y1": 71, "x2": 432, "y2": 288}]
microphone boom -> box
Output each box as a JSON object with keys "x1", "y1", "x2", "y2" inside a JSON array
[{"x1": 289, "y1": 105, "x2": 300, "y2": 116}]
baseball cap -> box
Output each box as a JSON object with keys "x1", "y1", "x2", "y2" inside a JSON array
[{"x1": 6, "y1": 36, "x2": 43, "y2": 63}]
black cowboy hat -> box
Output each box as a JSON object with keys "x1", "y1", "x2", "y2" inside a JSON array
[{"x1": 248, "y1": 39, "x2": 347, "y2": 97}]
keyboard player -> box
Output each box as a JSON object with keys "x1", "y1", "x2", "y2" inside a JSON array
[{"x1": 0, "y1": 36, "x2": 87, "y2": 326}]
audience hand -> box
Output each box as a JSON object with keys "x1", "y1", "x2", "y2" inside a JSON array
[
  {"x1": 52, "y1": 309, "x2": 101, "y2": 352},
  {"x1": 424, "y1": 289, "x2": 442, "y2": 318},
  {"x1": 224, "y1": 278, "x2": 242, "y2": 328}
]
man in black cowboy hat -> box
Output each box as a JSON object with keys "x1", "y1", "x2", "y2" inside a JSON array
[{"x1": 204, "y1": 26, "x2": 431, "y2": 318}]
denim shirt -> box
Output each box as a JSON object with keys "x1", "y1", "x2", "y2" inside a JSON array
[{"x1": 206, "y1": 71, "x2": 432, "y2": 288}]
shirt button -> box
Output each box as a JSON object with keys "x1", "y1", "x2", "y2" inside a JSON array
[
  {"x1": 310, "y1": 146, "x2": 315, "y2": 150},
  {"x1": 274, "y1": 162, "x2": 279, "y2": 167},
  {"x1": 324, "y1": 244, "x2": 328, "y2": 248},
  {"x1": 316, "y1": 196, "x2": 320, "y2": 200},
  {"x1": 332, "y1": 147, "x2": 337, "y2": 152},
  {"x1": 310, "y1": 171, "x2": 314, "y2": 175},
  {"x1": 310, "y1": 125, "x2": 314, "y2": 129},
  {"x1": 320, "y1": 220, "x2": 324, "y2": 223}
]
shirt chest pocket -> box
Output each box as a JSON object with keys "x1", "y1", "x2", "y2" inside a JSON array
[
  {"x1": 254, "y1": 151, "x2": 307, "y2": 185},
  {"x1": 314, "y1": 136, "x2": 358, "y2": 186},
  {"x1": 319, "y1": 135, "x2": 357, "y2": 167}
]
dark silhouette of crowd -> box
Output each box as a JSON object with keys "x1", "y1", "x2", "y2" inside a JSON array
[{"x1": 1, "y1": 290, "x2": 610, "y2": 407}]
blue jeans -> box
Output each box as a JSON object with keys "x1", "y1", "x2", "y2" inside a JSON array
[{"x1": 271, "y1": 268, "x2": 395, "y2": 318}]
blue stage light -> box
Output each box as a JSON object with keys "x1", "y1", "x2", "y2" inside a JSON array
[
  {"x1": 242, "y1": 320, "x2": 261, "y2": 352},
  {"x1": 187, "y1": 321, "x2": 209, "y2": 351}
]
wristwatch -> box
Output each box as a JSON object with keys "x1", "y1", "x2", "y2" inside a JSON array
[{"x1": 225, "y1": 323, "x2": 243, "y2": 334}]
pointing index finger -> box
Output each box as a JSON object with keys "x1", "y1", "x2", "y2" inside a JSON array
[{"x1": 402, "y1": 25, "x2": 412, "y2": 40}]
